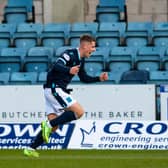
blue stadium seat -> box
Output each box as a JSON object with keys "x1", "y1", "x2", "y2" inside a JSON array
[
  {"x1": 3, "y1": 0, "x2": 34, "y2": 23},
  {"x1": 7, "y1": 0, "x2": 33, "y2": 12},
  {"x1": 10, "y1": 72, "x2": 37, "y2": 84},
  {"x1": 0, "y1": 72, "x2": 10, "y2": 84},
  {"x1": 96, "y1": 0, "x2": 126, "y2": 22},
  {"x1": 162, "y1": 48, "x2": 168, "y2": 70},
  {"x1": 0, "y1": 23, "x2": 16, "y2": 48},
  {"x1": 13, "y1": 23, "x2": 43, "y2": 49},
  {"x1": 135, "y1": 47, "x2": 163, "y2": 71},
  {"x1": 98, "y1": 0, "x2": 126, "y2": 12},
  {"x1": 96, "y1": 7, "x2": 120, "y2": 22},
  {"x1": 96, "y1": 22, "x2": 126, "y2": 47},
  {"x1": 149, "y1": 71, "x2": 168, "y2": 84},
  {"x1": 91, "y1": 47, "x2": 110, "y2": 62},
  {"x1": 3, "y1": 6, "x2": 28, "y2": 24},
  {"x1": 70, "y1": 22, "x2": 98, "y2": 36},
  {"x1": 69, "y1": 22, "x2": 98, "y2": 47},
  {"x1": 27, "y1": 46, "x2": 54, "y2": 61},
  {"x1": 0, "y1": 59, "x2": 21, "y2": 72},
  {"x1": 1, "y1": 47, "x2": 27, "y2": 58},
  {"x1": 38, "y1": 71, "x2": 47, "y2": 84},
  {"x1": 84, "y1": 57, "x2": 105, "y2": 76},
  {"x1": 107, "y1": 47, "x2": 134, "y2": 73},
  {"x1": 120, "y1": 70, "x2": 149, "y2": 84},
  {"x1": 124, "y1": 22, "x2": 153, "y2": 48},
  {"x1": 24, "y1": 47, "x2": 53, "y2": 72},
  {"x1": 41, "y1": 23, "x2": 70, "y2": 48},
  {"x1": 0, "y1": 47, "x2": 27, "y2": 72},
  {"x1": 152, "y1": 22, "x2": 168, "y2": 47},
  {"x1": 0, "y1": 47, "x2": 27, "y2": 71},
  {"x1": 72, "y1": 75, "x2": 80, "y2": 83},
  {"x1": 108, "y1": 71, "x2": 123, "y2": 84},
  {"x1": 0, "y1": 23, "x2": 16, "y2": 36}
]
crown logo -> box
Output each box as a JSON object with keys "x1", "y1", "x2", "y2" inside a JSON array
[{"x1": 80, "y1": 121, "x2": 96, "y2": 148}]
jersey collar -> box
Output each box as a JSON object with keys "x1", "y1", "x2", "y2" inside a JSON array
[{"x1": 76, "y1": 48, "x2": 81, "y2": 60}]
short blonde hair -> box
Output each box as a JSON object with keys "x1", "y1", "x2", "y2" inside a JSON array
[{"x1": 80, "y1": 34, "x2": 96, "y2": 43}]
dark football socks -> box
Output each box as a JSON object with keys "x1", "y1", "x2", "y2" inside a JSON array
[
  {"x1": 30, "y1": 130, "x2": 44, "y2": 149},
  {"x1": 29, "y1": 111, "x2": 77, "y2": 149},
  {"x1": 50, "y1": 111, "x2": 77, "y2": 127}
]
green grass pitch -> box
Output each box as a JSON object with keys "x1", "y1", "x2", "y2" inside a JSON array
[{"x1": 0, "y1": 150, "x2": 168, "y2": 168}]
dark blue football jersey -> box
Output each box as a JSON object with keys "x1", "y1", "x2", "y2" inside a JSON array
[{"x1": 45, "y1": 48, "x2": 100, "y2": 90}]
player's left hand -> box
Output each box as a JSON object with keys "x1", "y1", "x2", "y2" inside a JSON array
[{"x1": 99, "y1": 72, "x2": 108, "y2": 81}]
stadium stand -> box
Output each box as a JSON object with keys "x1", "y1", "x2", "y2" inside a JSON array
[
  {"x1": 152, "y1": 22, "x2": 168, "y2": 47},
  {"x1": 135, "y1": 46, "x2": 163, "y2": 71},
  {"x1": 124, "y1": 22, "x2": 153, "y2": 48},
  {"x1": 0, "y1": 72, "x2": 10, "y2": 84},
  {"x1": 13, "y1": 23, "x2": 43, "y2": 49},
  {"x1": 69, "y1": 22, "x2": 98, "y2": 47},
  {"x1": 0, "y1": 23, "x2": 16, "y2": 49},
  {"x1": 84, "y1": 56, "x2": 105, "y2": 76},
  {"x1": 3, "y1": 6, "x2": 28, "y2": 25},
  {"x1": 23, "y1": 46, "x2": 53, "y2": 72},
  {"x1": 71, "y1": 75, "x2": 80, "y2": 83},
  {"x1": 98, "y1": 0, "x2": 126, "y2": 12},
  {"x1": 0, "y1": 47, "x2": 27, "y2": 71},
  {"x1": 41, "y1": 23, "x2": 70, "y2": 48},
  {"x1": 120, "y1": 70, "x2": 149, "y2": 84},
  {"x1": 95, "y1": 0, "x2": 127, "y2": 22},
  {"x1": 37, "y1": 71, "x2": 47, "y2": 84},
  {"x1": 0, "y1": 0, "x2": 167, "y2": 88},
  {"x1": 148, "y1": 70, "x2": 168, "y2": 84},
  {"x1": 108, "y1": 71, "x2": 123, "y2": 84},
  {"x1": 0, "y1": 47, "x2": 27, "y2": 72},
  {"x1": 107, "y1": 46, "x2": 134, "y2": 74},
  {"x1": 162, "y1": 48, "x2": 168, "y2": 70},
  {"x1": 9, "y1": 72, "x2": 38, "y2": 84},
  {"x1": 91, "y1": 47, "x2": 110, "y2": 64},
  {"x1": 3, "y1": 0, "x2": 35, "y2": 24},
  {"x1": 96, "y1": 22, "x2": 126, "y2": 47}
]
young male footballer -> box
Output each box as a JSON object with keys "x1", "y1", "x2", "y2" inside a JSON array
[{"x1": 24, "y1": 34, "x2": 108, "y2": 157}]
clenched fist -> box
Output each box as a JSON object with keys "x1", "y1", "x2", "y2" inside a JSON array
[
  {"x1": 99, "y1": 72, "x2": 108, "y2": 81},
  {"x1": 70, "y1": 65, "x2": 80, "y2": 75}
]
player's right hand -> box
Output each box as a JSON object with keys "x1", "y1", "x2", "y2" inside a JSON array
[{"x1": 69, "y1": 65, "x2": 80, "y2": 75}]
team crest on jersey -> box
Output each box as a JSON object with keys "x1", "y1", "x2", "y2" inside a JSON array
[{"x1": 63, "y1": 53, "x2": 70, "y2": 61}]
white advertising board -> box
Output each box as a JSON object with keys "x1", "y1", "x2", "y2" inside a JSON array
[
  {"x1": 0, "y1": 85, "x2": 46, "y2": 123},
  {"x1": 71, "y1": 84, "x2": 156, "y2": 120},
  {"x1": 68, "y1": 120, "x2": 168, "y2": 150},
  {"x1": 1, "y1": 120, "x2": 168, "y2": 150},
  {"x1": 0, "y1": 84, "x2": 156, "y2": 122}
]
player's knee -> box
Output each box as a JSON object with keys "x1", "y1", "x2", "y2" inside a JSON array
[{"x1": 75, "y1": 109, "x2": 84, "y2": 118}]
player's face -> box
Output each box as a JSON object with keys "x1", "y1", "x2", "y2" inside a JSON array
[{"x1": 83, "y1": 41, "x2": 96, "y2": 58}]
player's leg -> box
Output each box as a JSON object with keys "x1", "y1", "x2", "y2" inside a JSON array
[
  {"x1": 30, "y1": 114, "x2": 58, "y2": 148},
  {"x1": 41, "y1": 88, "x2": 84, "y2": 143},
  {"x1": 23, "y1": 89, "x2": 58, "y2": 157},
  {"x1": 50, "y1": 101, "x2": 84, "y2": 126},
  {"x1": 24, "y1": 114, "x2": 58, "y2": 157},
  {"x1": 41, "y1": 102, "x2": 84, "y2": 143}
]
